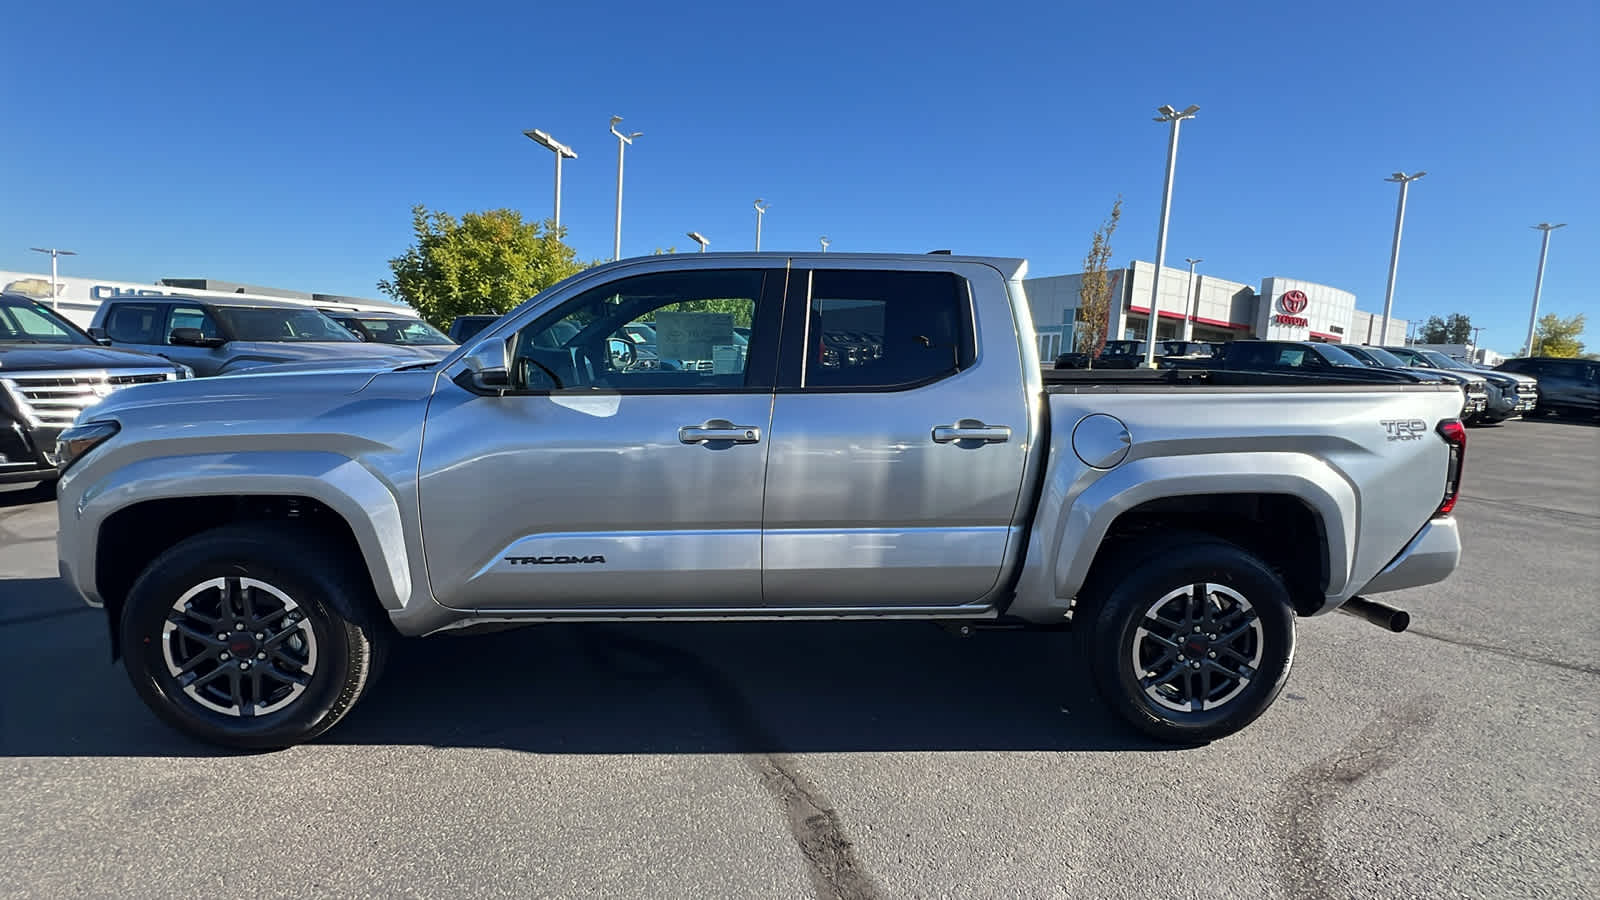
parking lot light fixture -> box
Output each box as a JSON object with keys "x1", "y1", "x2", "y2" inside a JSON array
[
  {"x1": 28, "y1": 247, "x2": 77, "y2": 300},
  {"x1": 819, "y1": 236, "x2": 830, "y2": 253},
  {"x1": 610, "y1": 116, "x2": 643, "y2": 261},
  {"x1": 687, "y1": 231, "x2": 709, "y2": 253},
  {"x1": 1142, "y1": 104, "x2": 1199, "y2": 368},
  {"x1": 523, "y1": 129, "x2": 577, "y2": 230},
  {"x1": 754, "y1": 200, "x2": 768, "y2": 251},
  {"x1": 1378, "y1": 171, "x2": 1426, "y2": 346},
  {"x1": 1523, "y1": 223, "x2": 1566, "y2": 356}
]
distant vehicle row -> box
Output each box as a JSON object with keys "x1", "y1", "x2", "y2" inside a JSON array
[{"x1": 1053, "y1": 339, "x2": 1594, "y2": 424}]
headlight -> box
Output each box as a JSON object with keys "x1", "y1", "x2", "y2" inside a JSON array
[{"x1": 53, "y1": 420, "x2": 120, "y2": 471}]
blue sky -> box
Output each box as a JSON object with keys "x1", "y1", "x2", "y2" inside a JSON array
[{"x1": 2, "y1": 0, "x2": 1594, "y2": 354}]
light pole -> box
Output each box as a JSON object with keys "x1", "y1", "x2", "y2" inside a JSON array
[
  {"x1": 28, "y1": 247, "x2": 77, "y2": 300},
  {"x1": 819, "y1": 236, "x2": 830, "y2": 253},
  {"x1": 1181, "y1": 257, "x2": 1203, "y2": 341},
  {"x1": 687, "y1": 231, "x2": 709, "y2": 253},
  {"x1": 1470, "y1": 325, "x2": 1484, "y2": 353},
  {"x1": 1141, "y1": 104, "x2": 1199, "y2": 368},
  {"x1": 609, "y1": 115, "x2": 642, "y2": 261},
  {"x1": 523, "y1": 129, "x2": 577, "y2": 230},
  {"x1": 754, "y1": 199, "x2": 768, "y2": 251},
  {"x1": 1523, "y1": 223, "x2": 1566, "y2": 356},
  {"x1": 1377, "y1": 171, "x2": 1426, "y2": 345}
]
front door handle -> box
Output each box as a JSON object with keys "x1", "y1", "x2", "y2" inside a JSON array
[
  {"x1": 679, "y1": 422, "x2": 762, "y2": 444},
  {"x1": 932, "y1": 422, "x2": 1012, "y2": 444}
]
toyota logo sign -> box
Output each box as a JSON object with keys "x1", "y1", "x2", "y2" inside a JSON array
[{"x1": 1280, "y1": 290, "x2": 1309, "y2": 314}]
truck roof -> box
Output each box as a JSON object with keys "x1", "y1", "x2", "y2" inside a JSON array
[{"x1": 603, "y1": 251, "x2": 1029, "y2": 280}]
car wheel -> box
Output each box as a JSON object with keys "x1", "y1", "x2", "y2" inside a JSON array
[
  {"x1": 121, "y1": 525, "x2": 390, "y2": 750},
  {"x1": 1083, "y1": 538, "x2": 1296, "y2": 744}
]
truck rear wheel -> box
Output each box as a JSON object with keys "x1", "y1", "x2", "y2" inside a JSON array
[
  {"x1": 120, "y1": 525, "x2": 389, "y2": 750},
  {"x1": 1083, "y1": 538, "x2": 1295, "y2": 743}
]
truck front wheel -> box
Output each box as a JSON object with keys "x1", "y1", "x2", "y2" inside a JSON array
[
  {"x1": 1084, "y1": 539, "x2": 1295, "y2": 743},
  {"x1": 120, "y1": 525, "x2": 389, "y2": 750}
]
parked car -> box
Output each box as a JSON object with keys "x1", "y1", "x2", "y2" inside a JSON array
[
  {"x1": 0, "y1": 291, "x2": 188, "y2": 485},
  {"x1": 447, "y1": 315, "x2": 501, "y2": 344},
  {"x1": 1341, "y1": 346, "x2": 1473, "y2": 413},
  {"x1": 320, "y1": 309, "x2": 456, "y2": 359},
  {"x1": 1378, "y1": 346, "x2": 1494, "y2": 424},
  {"x1": 1057, "y1": 339, "x2": 1217, "y2": 370},
  {"x1": 1171, "y1": 340, "x2": 1451, "y2": 387},
  {"x1": 1403, "y1": 349, "x2": 1536, "y2": 423},
  {"x1": 89, "y1": 296, "x2": 439, "y2": 376},
  {"x1": 1497, "y1": 357, "x2": 1600, "y2": 419},
  {"x1": 1055, "y1": 339, "x2": 1148, "y2": 369},
  {"x1": 56, "y1": 253, "x2": 1466, "y2": 750}
]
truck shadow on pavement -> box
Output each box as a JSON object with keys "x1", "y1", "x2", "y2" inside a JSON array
[{"x1": 1, "y1": 607, "x2": 1170, "y2": 756}]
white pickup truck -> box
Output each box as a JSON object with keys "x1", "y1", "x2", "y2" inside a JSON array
[{"x1": 53, "y1": 253, "x2": 1465, "y2": 749}]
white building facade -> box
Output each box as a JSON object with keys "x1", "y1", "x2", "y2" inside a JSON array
[{"x1": 1026, "y1": 261, "x2": 1407, "y2": 360}]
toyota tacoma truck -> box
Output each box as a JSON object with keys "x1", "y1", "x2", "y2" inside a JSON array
[{"x1": 53, "y1": 253, "x2": 1467, "y2": 750}]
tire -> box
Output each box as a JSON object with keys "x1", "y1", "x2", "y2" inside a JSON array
[
  {"x1": 1081, "y1": 538, "x2": 1296, "y2": 744},
  {"x1": 121, "y1": 524, "x2": 390, "y2": 750}
]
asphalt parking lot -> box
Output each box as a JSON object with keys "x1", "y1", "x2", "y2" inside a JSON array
[{"x1": 2, "y1": 419, "x2": 1596, "y2": 899}]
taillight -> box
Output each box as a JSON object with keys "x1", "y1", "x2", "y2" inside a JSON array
[{"x1": 1435, "y1": 419, "x2": 1467, "y2": 516}]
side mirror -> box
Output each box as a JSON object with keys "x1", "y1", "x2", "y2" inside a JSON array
[
  {"x1": 607, "y1": 337, "x2": 637, "y2": 369},
  {"x1": 452, "y1": 337, "x2": 512, "y2": 395},
  {"x1": 170, "y1": 328, "x2": 225, "y2": 348}
]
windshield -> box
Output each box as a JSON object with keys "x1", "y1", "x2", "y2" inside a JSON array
[
  {"x1": 1313, "y1": 343, "x2": 1366, "y2": 366},
  {"x1": 1384, "y1": 346, "x2": 1426, "y2": 365},
  {"x1": 354, "y1": 317, "x2": 453, "y2": 345},
  {"x1": 0, "y1": 297, "x2": 94, "y2": 345},
  {"x1": 214, "y1": 306, "x2": 361, "y2": 342},
  {"x1": 1362, "y1": 347, "x2": 1409, "y2": 367},
  {"x1": 1419, "y1": 349, "x2": 1470, "y2": 370}
]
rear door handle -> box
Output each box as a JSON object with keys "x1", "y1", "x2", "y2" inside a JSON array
[
  {"x1": 679, "y1": 423, "x2": 762, "y2": 444},
  {"x1": 932, "y1": 423, "x2": 1012, "y2": 444}
]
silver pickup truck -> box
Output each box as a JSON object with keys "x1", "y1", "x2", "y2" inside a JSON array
[{"x1": 54, "y1": 253, "x2": 1466, "y2": 750}]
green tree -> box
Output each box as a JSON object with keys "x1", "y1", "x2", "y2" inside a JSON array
[
  {"x1": 1445, "y1": 312, "x2": 1473, "y2": 344},
  {"x1": 1532, "y1": 312, "x2": 1587, "y2": 357},
  {"x1": 1074, "y1": 196, "x2": 1123, "y2": 365},
  {"x1": 1418, "y1": 315, "x2": 1449, "y2": 343},
  {"x1": 379, "y1": 205, "x2": 591, "y2": 327}
]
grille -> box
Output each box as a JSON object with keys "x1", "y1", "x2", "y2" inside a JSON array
[{"x1": 0, "y1": 369, "x2": 175, "y2": 427}]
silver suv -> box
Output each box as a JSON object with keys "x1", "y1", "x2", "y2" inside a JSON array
[{"x1": 91, "y1": 296, "x2": 441, "y2": 376}]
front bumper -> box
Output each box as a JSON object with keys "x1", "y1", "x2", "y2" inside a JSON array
[
  {"x1": 0, "y1": 420, "x2": 62, "y2": 484},
  {"x1": 1357, "y1": 517, "x2": 1462, "y2": 595}
]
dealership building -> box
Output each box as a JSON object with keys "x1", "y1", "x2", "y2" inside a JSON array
[
  {"x1": 1024, "y1": 261, "x2": 1408, "y2": 360},
  {"x1": 0, "y1": 270, "x2": 402, "y2": 329}
]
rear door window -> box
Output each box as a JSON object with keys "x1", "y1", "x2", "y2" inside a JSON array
[{"x1": 791, "y1": 270, "x2": 972, "y2": 391}]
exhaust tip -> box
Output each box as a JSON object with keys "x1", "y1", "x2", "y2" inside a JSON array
[{"x1": 1340, "y1": 596, "x2": 1411, "y2": 633}]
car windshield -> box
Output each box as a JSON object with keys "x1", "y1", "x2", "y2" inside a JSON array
[
  {"x1": 354, "y1": 317, "x2": 453, "y2": 345},
  {"x1": 1419, "y1": 349, "x2": 1470, "y2": 370},
  {"x1": 1384, "y1": 347, "x2": 1426, "y2": 365},
  {"x1": 0, "y1": 296, "x2": 94, "y2": 345},
  {"x1": 1313, "y1": 343, "x2": 1366, "y2": 366},
  {"x1": 214, "y1": 306, "x2": 361, "y2": 342},
  {"x1": 1359, "y1": 346, "x2": 1409, "y2": 367}
]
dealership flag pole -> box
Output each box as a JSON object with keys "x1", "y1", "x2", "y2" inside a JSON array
[
  {"x1": 1143, "y1": 105, "x2": 1198, "y2": 369},
  {"x1": 1378, "y1": 172, "x2": 1425, "y2": 345},
  {"x1": 1523, "y1": 223, "x2": 1566, "y2": 355}
]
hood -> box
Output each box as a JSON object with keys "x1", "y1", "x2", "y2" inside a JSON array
[
  {"x1": 1422, "y1": 368, "x2": 1486, "y2": 387},
  {"x1": 219, "y1": 340, "x2": 438, "y2": 371},
  {"x1": 84, "y1": 367, "x2": 390, "y2": 420},
  {"x1": 0, "y1": 342, "x2": 179, "y2": 372},
  {"x1": 1481, "y1": 368, "x2": 1536, "y2": 385}
]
